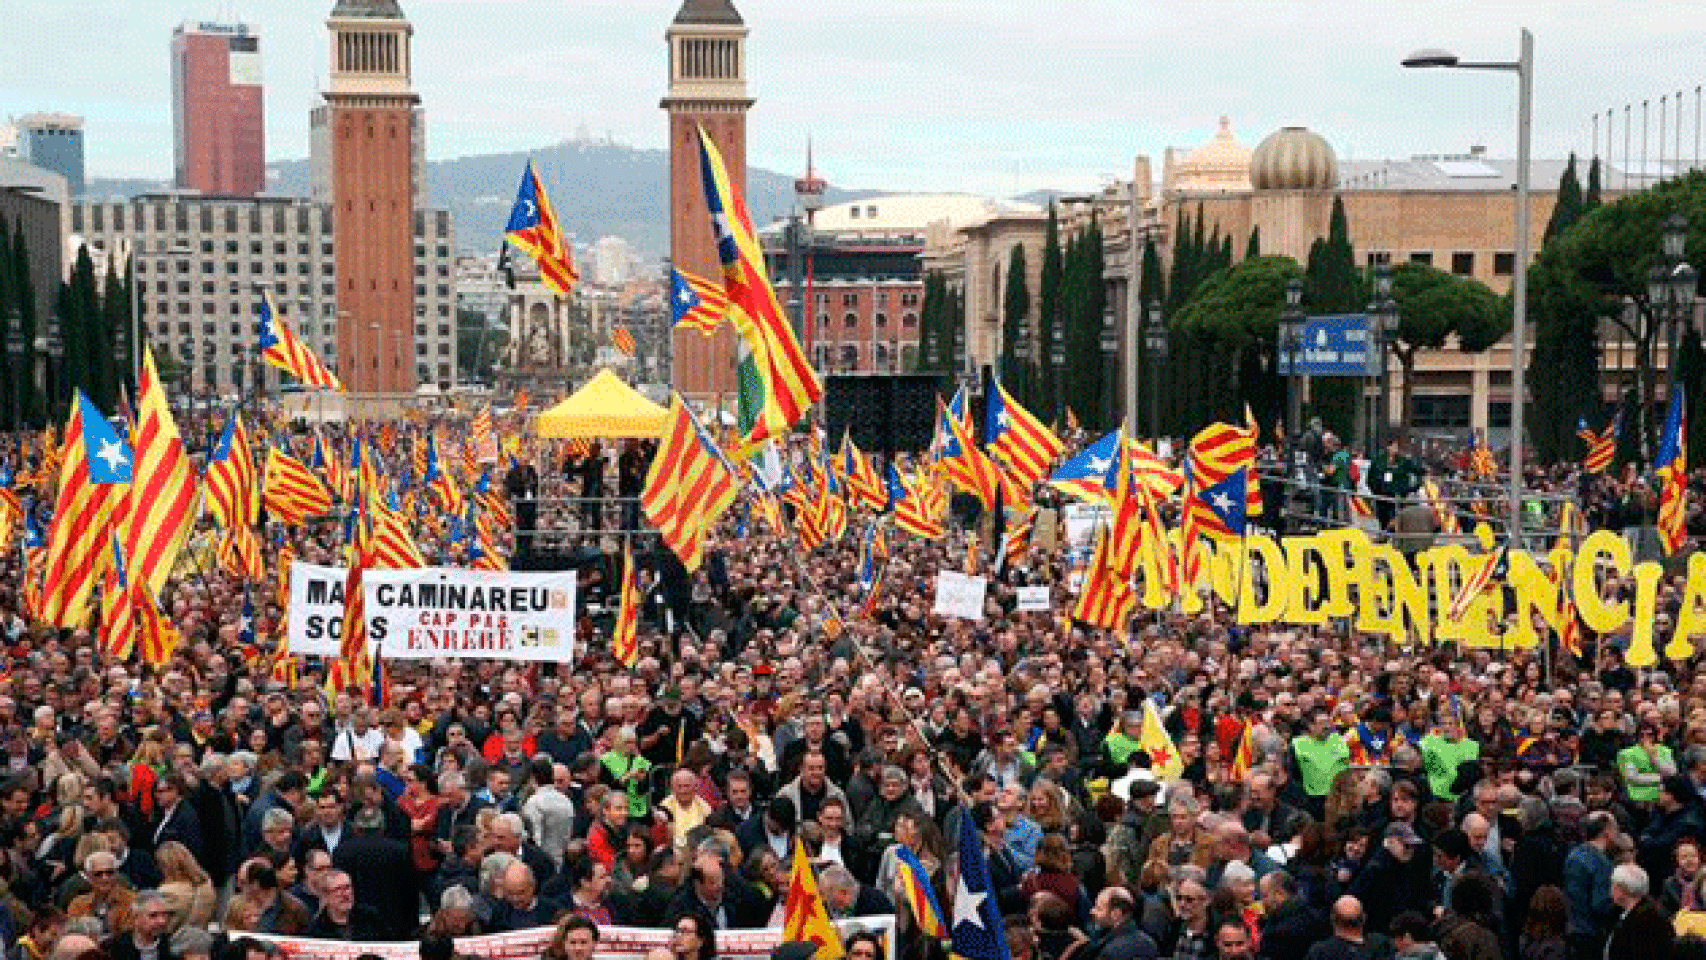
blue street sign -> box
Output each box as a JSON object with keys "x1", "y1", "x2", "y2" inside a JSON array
[{"x1": 1277, "y1": 314, "x2": 1376, "y2": 377}]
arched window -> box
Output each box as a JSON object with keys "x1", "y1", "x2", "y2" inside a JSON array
[
  {"x1": 875, "y1": 313, "x2": 888, "y2": 328},
  {"x1": 839, "y1": 345, "x2": 859, "y2": 370},
  {"x1": 903, "y1": 312, "x2": 919, "y2": 327},
  {"x1": 844, "y1": 312, "x2": 858, "y2": 329}
]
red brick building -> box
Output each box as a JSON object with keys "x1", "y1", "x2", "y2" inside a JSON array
[
  {"x1": 310, "y1": 0, "x2": 419, "y2": 393},
  {"x1": 663, "y1": 0, "x2": 751, "y2": 399},
  {"x1": 172, "y1": 21, "x2": 266, "y2": 197}
]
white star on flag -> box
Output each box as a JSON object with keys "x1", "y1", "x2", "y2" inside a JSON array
[
  {"x1": 96, "y1": 439, "x2": 129, "y2": 473},
  {"x1": 1211, "y1": 491, "x2": 1235, "y2": 513},
  {"x1": 1087, "y1": 456, "x2": 1111, "y2": 474},
  {"x1": 952, "y1": 872, "x2": 987, "y2": 930}
]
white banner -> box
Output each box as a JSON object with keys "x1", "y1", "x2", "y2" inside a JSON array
[
  {"x1": 365, "y1": 568, "x2": 578, "y2": 662},
  {"x1": 933, "y1": 571, "x2": 987, "y2": 620},
  {"x1": 1016, "y1": 585, "x2": 1052, "y2": 612},
  {"x1": 249, "y1": 916, "x2": 897, "y2": 960},
  {"x1": 287, "y1": 564, "x2": 578, "y2": 662},
  {"x1": 1063, "y1": 502, "x2": 1113, "y2": 547},
  {"x1": 287, "y1": 562, "x2": 360, "y2": 658}
]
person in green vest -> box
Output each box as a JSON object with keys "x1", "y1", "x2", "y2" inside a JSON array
[
  {"x1": 1103, "y1": 710, "x2": 1146, "y2": 773},
  {"x1": 599, "y1": 726, "x2": 653, "y2": 818},
  {"x1": 1291, "y1": 707, "x2": 1349, "y2": 816},
  {"x1": 1420, "y1": 712, "x2": 1480, "y2": 802},
  {"x1": 1617, "y1": 721, "x2": 1677, "y2": 805},
  {"x1": 1367, "y1": 438, "x2": 1423, "y2": 530}
]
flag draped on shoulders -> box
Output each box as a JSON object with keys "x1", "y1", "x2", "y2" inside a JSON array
[
  {"x1": 41, "y1": 392, "x2": 133, "y2": 627},
  {"x1": 697, "y1": 126, "x2": 821, "y2": 443},
  {"x1": 950, "y1": 798, "x2": 1011, "y2": 960}
]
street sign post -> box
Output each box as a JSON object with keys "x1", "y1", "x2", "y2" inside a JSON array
[{"x1": 1276, "y1": 314, "x2": 1377, "y2": 377}]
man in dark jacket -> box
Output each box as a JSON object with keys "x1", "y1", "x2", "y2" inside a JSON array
[
  {"x1": 1347, "y1": 823, "x2": 1435, "y2": 934},
  {"x1": 1605, "y1": 864, "x2": 1674, "y2": 960},
  {"x1": 331, "y1": 807, "x2": 418, "y2": 940},
  {"x1": 1258, "y1": 871, "x2": 1325, "y2": 960},
  {"x1": 1079, "y1": 887, "x2": 1158, "y2": 960},
  {"x1": 102, "y1": 891, "x2": 177, "y2": 960},
  {"x1": 149, "y1": 774, "x2": 204, "y2": 862},
  {"x1": 304, "y1": 869, "x2": 383, "y2": 941}
]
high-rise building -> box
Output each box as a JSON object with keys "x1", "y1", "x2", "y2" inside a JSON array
[
  {"x1": 66, "y1": 194, "x2": 458, "y2": 395},
  {"x1": 171, "y1": 21, "x2": 266, "y2": 197},
  {"x1": 14, "y1": 114, "x2": 84, "y2": 197},
  {"x1": 663, "y1": 0, "x2": 751, "y2": 399},
  {"x1": 309, "y1": 0, "x2": 420, "y2": 393}
]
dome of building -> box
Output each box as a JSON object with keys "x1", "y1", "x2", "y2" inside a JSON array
[
  {"x1": 1250, "y1": 126, "x2": 1339, "y2": 191},
  {"x1": 1169, "y1": 116, "x2": 1252, "y2": 193}
]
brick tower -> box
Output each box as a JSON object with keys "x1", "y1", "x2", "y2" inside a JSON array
[
  {"x1": 313, "y1": 0, "x2": 419, "y2": 393},
  {"x1": 663, "y1": 0, "x2": 752, "y2": 399}
]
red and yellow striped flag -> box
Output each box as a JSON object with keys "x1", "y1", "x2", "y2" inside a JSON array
[
  {"x1": 613, "y1": 327, "x2": 637, "y2": 357},
  {"x1": 205, "y1": 415, "x2": 258, "y2": 528},
  {"x1": 641, "y1": 394, "x2": 739, "y2": 572},
  {"x1": 40, "y1": 392, "x2": 131, "y2": 627},
  {"x1": 258, "y1": 291, "x2": 343, "y2": 391},
  {"x1": 611, "y1": 540, "x2": 641, "y2": 668},
  {"x1": 262, "y1": 447, "x2": 333, "y2": 525},
  {"x1": 218, "y1": 525, "x2": 266, "y2": 582},
  {"x1": 119, "y1": 348, "x2": 199, "y2": 598},
  {"x1": 98, "y1": 536, "x2": 137, "y2": 661},
  {"x1": 1072, "y1": 524, "x2": 1138, "y2": 631}
]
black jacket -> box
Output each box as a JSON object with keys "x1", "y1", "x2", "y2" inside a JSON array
[
  {"x1": 150, "y1": 802, "x2": 203, "y2": 862},
  {"x1": 304, "y1": 903, "x2": 385, "y2": 942},
  {"x1": 1078, "y1": 920, "x2": 1159, "y2": 960},
  {"x1": 1261, "y1": 896, "x2": 1327, "y2": 960},
  {"x1": 332, "y1": 833, "x2": 420, "y2": 940},
  {"x1": 1603, "y1": 898, "x2": 1674, "y2": 960},
  {"x1": 103, "y1": 935, "x2": 175, "y2": 960}
]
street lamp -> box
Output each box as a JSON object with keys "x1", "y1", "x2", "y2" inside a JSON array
[
  {"x1": 2, "y1": 315, "x2": 21, "y2": 432},
  {"x1": 1100, "y1": 304, "x2": 1119, "y2": 431},
  {"x1": 1405, "y1": 28, "x2": 1533, "y2": 541},
  {"x1": 1280, "y1": 279, "x2": 1306, "y2": 440},
  {"x1": 1367, "y1": 264, "x2": 1399, "y2": 444},
  {"x1": 1650, "y1": 213, "x2": 1698, "y2": 416},
  {"x1": 1050, "y1": 335, "x2": 1066, "y2": 424},
  {"x1": 1143, "y1": 300, "x2": 1167, "y2": 441}
]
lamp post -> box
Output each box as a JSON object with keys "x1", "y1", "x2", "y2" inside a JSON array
[
  {"x1": 1050, "y1": 335, "x2": 1066, "y2": 425},
  {"x1": 1100, "y1": 304, "x2": 1119, "y2": 432},
  {"x1": 1649, "y1": 212, "x2": 1698, "y2": 423},
  {"x1": 42, "y1": 319, "x2": 62, "y2": 423},
  {"x1": 1281, "y1": 279, "x2": 1305, "y2": 442},
  {"x1": 1014, "y1": 317, "x2": 1032, "y2": 407},
  {"x1": 2, "y1": 313, "x2": 21, "y2": 432},
  {"x1": 1405, "y1": 28, "x2": 1533, "y2": 541},
  {"x1": 1143, "y1": 300, "x2": 1167, "y2": 442},
  {"x1": 1367, "y1": 264, "x2": 1399, "y2": 444}
]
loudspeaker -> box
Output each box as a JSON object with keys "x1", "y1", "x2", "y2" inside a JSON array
[{"x1": 824, "y1": 374, "x2": 942, "y2": 454}]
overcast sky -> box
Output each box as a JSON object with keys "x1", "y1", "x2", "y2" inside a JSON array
[{"x1": 5, "y1": 0, "x2": 1705, "y2": 196}]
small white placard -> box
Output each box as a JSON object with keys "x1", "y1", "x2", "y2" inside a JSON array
[
  {"x1": 933, "y1": 571, "x2": 988, "y2": 620},
  {"x1": 1016, "y1": 585, "x2": 1052, "y2": 612}
]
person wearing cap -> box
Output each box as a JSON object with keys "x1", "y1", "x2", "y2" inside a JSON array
[
  {"x1": 330, "y1": 804, "x2": 418, "y2": 940},
  {"x1": 1347, "y1": 821, "x2": 1435, "y2": 934}
]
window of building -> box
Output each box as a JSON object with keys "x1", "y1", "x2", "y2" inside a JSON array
[
  {"x1": 1410, "y1": 252, "x2": 1433, "y2": 266},
  {"x1": 438, "y1": 344, "x2": 449, "y2": 356},
  {"x1": 875, "y1": 313, "x2": 888, "y2": 328},
  {"x1": 438, "y1": 325, "x2": 450, "y2": 337},
  {"x1": 842, "y1": 293, "x2": 857, "y2": 307},
  {"x1": 1451, "y1": 252, "x2": 1475, "y2": 276},
  {"x1": 1493, "y1": 252, "x2": 1516, "y2": 276},
  {"x1": 202, "y1": 282, "x2": 215, "y2": 294},
  {"x1": 201, "y1": 262, "x2": 215, "y2": 275},
  {"x1": 844, "y1": 312, "x2": 858, "y2": 328},
  {"x1": 416, "y1": 343, "x2": 428, "y2": 357},
  {"x1": 1366, "y1": 251, "x2": 1392, "y2": 267},
  {"x1": 250, "y1": 262, "x2": 264, "y2": 274},
  {"x1": 1489, "y1": 401, "x2": 1512, "y2": 429},
  {"x1": 849, "y1": 207, "x2": 860, "y2": 220},
  {"x1": 437, "y1": 285, "x2": 449, "y2": 298},
  {"x1": 176, "y1": 281, "x2": 191, "y2": 295},
  {"x1": 250, "y1": 241, "x2": 262, "y2": 255},
  {"x1": 1410, "y1": 394, "x2": 1471, "y2": 429},
  {"x1": 840, "y1": 345, "x2": 859, "y2": 368},
  {"x1": 226, "y1": 241, "x2": 239, "y2": 254},
  {"x1": 903, "y1": 312, "x2": 919, "y2": 328},
  {"x1": 200, "y1": 240, "x2": 214, "y2": 254},
  {"x1": 275, "y1": 242, "x2": 288, "y2": 256}
]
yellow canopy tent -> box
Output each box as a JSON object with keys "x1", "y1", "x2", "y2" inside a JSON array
[{"x1": 533, "y1": 368, "x2": 670, "y2": 439}]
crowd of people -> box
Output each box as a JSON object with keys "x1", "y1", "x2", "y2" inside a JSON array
[{"x1": 0, "y1": 411, "x2": 1703, "y2": 960}]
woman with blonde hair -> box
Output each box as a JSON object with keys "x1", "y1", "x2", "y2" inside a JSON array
[
  {"x1": 1025, "y1": 780, "x2": 1070, "y2": 836},
  {"x1": 155, "y1": 841, "x2": 217, "y2": 932}
]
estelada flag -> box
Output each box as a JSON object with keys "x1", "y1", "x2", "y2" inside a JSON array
[{"x1": 782, "y1": 838, "x2": 845, "y2": 960}]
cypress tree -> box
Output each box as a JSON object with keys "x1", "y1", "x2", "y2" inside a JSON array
[
  {"x1": 1679, "y1": 324, "x2": 1706, "y2": 465},
  {"x1": 63, "y1": 246, "x2": 98, "y2": 407},
  {"x1": 1584, "y1": 156, "x2": 1603, "y2": 211},
  {"x1": 97, "y1": 261, "x2": 125, "y2": 412},
  {"x1": 1085, "y1": 217, "x2": 1109, "y2": 426},
  {"x1": 1038, "y1": 203, "x2": 1063, "y2": 417},
  {"x1": 1543, "y1": 153, "x2": 1585, "y2": 243},
  {"x1": 1001, "y1": 244, "x2": 1031, "y2": 404},
  {"x1": 1245, "y1": 226, "x2": 1261, "y2": 260}
]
